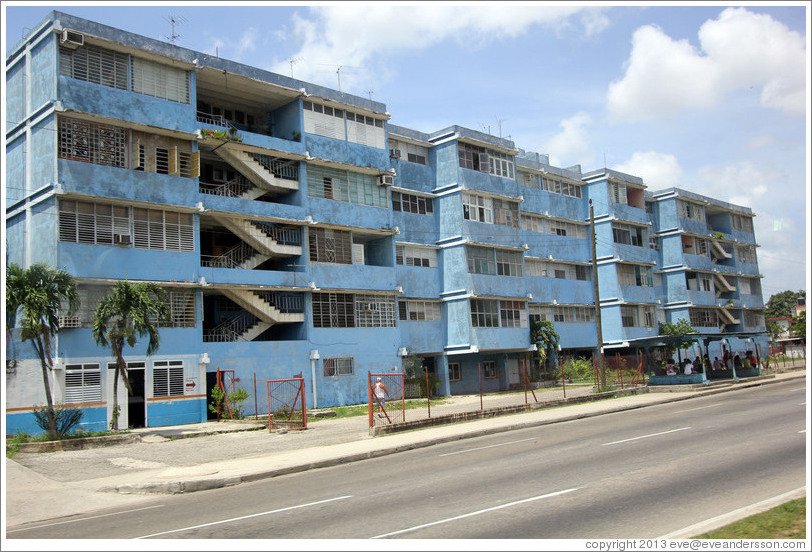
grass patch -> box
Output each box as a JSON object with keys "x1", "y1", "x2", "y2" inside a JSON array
[
  {"x1": 695, "y1": 498, "x2": 806, "y2": 539},
  {"x1": 6, "y1": 429, "x2": 131, "y2": 458}
]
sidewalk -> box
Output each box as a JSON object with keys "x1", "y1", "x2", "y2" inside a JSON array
[{"x1": 5, "y1": 369, "x2": 806, "y2": 528}]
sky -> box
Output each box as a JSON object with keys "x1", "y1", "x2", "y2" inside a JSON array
[{"x1": 3, "y1": 1, "x2": 809, "y2": 304}]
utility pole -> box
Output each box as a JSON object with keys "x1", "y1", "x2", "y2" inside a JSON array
[
  {"x1": 336, "y1": 66, "x2": 342, "y2": 92},
  {"x1": 589, "y1": 200, "x2": 606, "y2": 387}
]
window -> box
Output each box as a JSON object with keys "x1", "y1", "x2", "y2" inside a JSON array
[
  {"x1": 521, "y1": 214, "x2": 545, "y2": 233},
  {"x1": 732, "y1": 214, "x2": 754, "y2": 233},
  {"x1": 309, "y1": 228, "x2": 352, "y2": 264},
  {"x1": 392, "y1": 192, "x2": 433, "y2": 214},
  {"x1": 488, "y1": 151, "x2": 515, "y2": 179},
  {"x1": 346, "y1": 111, "x2": 386, "y2": 149},
  {"x1": 542, "y1": 176, "x2": 582, "y2": 198},
  {"x1": 396, "y1": 244, "x2": 437, "y2": 268},
  {"x1": 553, "y1": 306, "x2": 595, "y2": 323},
  {"x1": 519, "y1": 172, "x2": 538, "y2": 189},
  {"x1": 312, "y1": 293, "x2": 355, "y2": 328},
  {"x1": 323, "y1": 357, "x2": 354, "y2": 377},
  {"x1": 621, "y1": 306, "x2": 638, "y2": 327},
  {"x1": 58, "y1": 117, "x2": 127, "y2": 168},
  {"x1": 157, "y1": 289, "x2": 196, "y2": 327},
  {"x1": 547, "y1": 220, "x2": 587, "y2": 239},
  {"x1": 308, "y1": 165, "x2": 387, "y2": 207},
  {"x1": 549, "y1": 262, "x2": 589, "y2": 281},
  {"x1": 153, "y1": 360, "x2": 185, "y2": 397},
  {"x1": 493, "y1": 198, "x2": 519, "y2": 228},
  {"x1": 471, "y1": 299, "x2": 499, "y2": 328},
  {"x1": 59, "y1": 200, "x2": 128, "y2": 246},
  {"x1": 496, "y1": 250, "x2": 523, "y2": 277},
  {"x1": 131, "y1": 57, "x2": 190, "y2": 104},
  {"x1": 621, "y1": 305, "x2": 655, "y2": 327},
  {"x1": 690, "y1": 308, "x2": 717, "y2": 328},
  {"x1": 132, "y1": 208, "x2": 194, "y2": 252},
  {"x1": 609, "y1": 181, "x2": 627, "y2": 204},
  {"x1": 355, "y1": 295, "x2": 397, "y2": 327},
  {"x1": 462, "y1": 193, "x2": 493, "y2": 224},
  {"x1": 499, "y1": 300, "x2": 527, "y2": 328},
  {"x1": 449, "y1": 362, "x2": 461, "y2": 382},
  {"x1": 649, "y1": 235, "x2": 660, "y2": 250},
  {"x1": 466, "y1": 246, "x2": 496, "y2": 275},
  {"x1": 743, "y1": 311, "x2": 765, "y2": 329},
  {"x1": 737, "y1": 245, "x2": 757, "y2": 264},
  {"x1": 155, "y1": 148, "x2": 169, "y2": 174},
  {"x1": 612, "y1": 223, "x2": 644, "y2": 247},
  {"x1": 399, "y1": 300, "x2": 441, "y2": 321},
  {"x1": 60, "y1": 44, "x2": 128, "y2": 90},
  {"x1": 483, "y1": 361, "x2": 497, "y2": 379},
  {"x1": 302, "y1": 100, "x2": 345, "y2": 140},
  {"x1": 525, "y1": 259, "x2": 548, "y2": 277},
  {"x1": 678, "y1": 200, "x2": 704, "y2": 221},
  {"x1": 529, "y1": 304, "x2": 550, "y2": 323},
  {"x1": 458, "y1": 142, "x2": 487, "y2": 172},
  {"x1": 65, "y1": 363, "x2": 102, "y2": 403},
  {"x1": 617, "y1": 264, "x2": 652, "y2": 287}
]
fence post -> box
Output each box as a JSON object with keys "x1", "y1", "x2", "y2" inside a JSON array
[
  {"x1": 368, "y1": 371, "x2": 373, "y2": 429},
  {"x1": 523, "y1": 359, "x2": 528, "y2": 405},
  {"x1": 254, "y1": 372, "x2": 258, "y2": 419},
  {"x1": 561, "y1": 354, "x2": 566, "y2": 399},
  {"x1": 425, "y1": 365, "x2": 431, "y2": 418},
  {"x1": 617, "y1": 353, "x2": 624, "y2": 389}
]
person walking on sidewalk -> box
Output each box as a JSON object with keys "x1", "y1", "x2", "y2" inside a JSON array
[{"x1": 373, "y1": 377, "x2": 389, "y2": 417}]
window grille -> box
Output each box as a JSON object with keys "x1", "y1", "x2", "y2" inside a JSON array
[
  {"x1": 355, "y1": 294, "x2": 396, "y2": 327},
  {"x1": 309, "y1": 228, "x2": 352, "y2": 264},
  {"x1": 65, "y1": 363, "x2": 102, "y2": 403},
  {"x1": 737, "y1": 245, "x2": 757, "y2": 264},
  {"x1": 483, "y1": 360, "x2": 497, "y2": 379},
  {"x1": 152, "y1": 289, "x2": 196, "y2": 327},
  {"x1": 690, "y1": 308, "x2": 718, "y2": 327},
  {"x1": 58, "y1": 117, "x2": 127, "y2": 168},
  {"x1": 609, "y1": 181, "x2": 627, "y2": 204},
  {"x1": 323, "y1": 357, "x2": 354, "y2": 377},
  {"x1": 493, "y1": 199, "x2": 519, "y2": 228},
  {"x1": 312, "y1": 293, "x2": 355, "y2": 328},
  {"x1": 521, "y1": 214, "x2": 545, "y2": 233},
  {"x1": 153, "y1": 360, "x2": 185, "y2": 397}
]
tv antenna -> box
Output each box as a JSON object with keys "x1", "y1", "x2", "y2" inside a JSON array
[
  {"x1": 495, "y1": 116, "x2": 507, "y2": 138},
  {"x1": 164, "y1": 15, "x2": 186, "y2": 45},
  {"x1": 367, "y1": 90, "x2": 374, "y2": 100},
  {"x1": 287, "y1": 57, "x2": 303, "y2": 78},
  {"x1": 318, "y1": 64, "x2": 361, "y2": 92}
]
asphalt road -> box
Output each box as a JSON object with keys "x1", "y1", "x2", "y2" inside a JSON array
[{"x1": 8, "y1": 379, "x2": 806, "y2": 540}]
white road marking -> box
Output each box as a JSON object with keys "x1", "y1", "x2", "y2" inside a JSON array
[
  {"x1": 371, "y1": 488, "x2": 580, "y2": 538},
  {"x1": 790, "y1": 387, "x2": 806, "y2": 392},
  {"x1": 6, "y1": 505, "x2": 165, "y2": 533},
  {"x1": 135, "y1": 495, "x2": 352, "y2": 538},
  {"x1": 438, "y1": 438, "x2": 536, "y2": 457},
  {"x1": 675, "y1": 403, "x2": 721, "y2": 413},
  {"x1": 602, "y1": 427, "x2": 691, "y2": 446},
  {"x1": 799, "y1": 430, "x2": 806, "y2": 434},
  {"x1": 658, "y1": 487, "x2": 807, "y2": 539}
]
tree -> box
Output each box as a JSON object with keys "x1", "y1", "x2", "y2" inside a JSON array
[
  {"x1": 765, "y1": 290, "x2": 805, "y2": 318},
  {"x1": 789, "y1": 311, "x2": 805, "y2": 339},
  {"x1": 766, "y1": 319, "x2": 784, "y2": 342},
  {"x1": 92, "y1": 281, "x2": 169, "y2": 430},
  {"x1": 530, "y1": 319, "x2": 560, "y2": 378},
  {"x1": 660, "y1": 318, "x2": 698, "y2": 359},
  {"x1": 6, "y1": 263, "x2": 79, "y2": 439}
]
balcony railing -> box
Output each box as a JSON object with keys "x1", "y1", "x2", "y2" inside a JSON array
[{"x1": 203, "y1": 311, "x2": 257, "y2": 342}]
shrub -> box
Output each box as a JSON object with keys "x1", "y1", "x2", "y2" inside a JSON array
[
  {"x1": 209, "y1": 385, "x2": 250, "y2": 420},
  {"x1": 32, "y1": 404, "x2": 84, "y2": 437}
]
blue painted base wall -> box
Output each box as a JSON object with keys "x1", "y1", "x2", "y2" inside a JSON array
[
  {"x1": 5, "y1": 406, "x2": 108, "y2": 437},
  {"x1": 147, "y1": 398, "x2": 207, "y2": 428}
]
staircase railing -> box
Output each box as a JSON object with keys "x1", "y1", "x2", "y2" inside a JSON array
[
  {"x1": 249, "y1": 221, "x2": 302, "y2": 247},
  {"x1": 255, "y1": 291, "x2": 304, "y2": 314},
  {"x1": 247, "y1": 153, "x2": 299, "y2": 181},
  {"x1": 201, "y1": 242, "x2": 257, "y2": 268},
  {"x1": 203, "y1": 311, "x2": 258, "y2": 342},
  {"x1": 200, "y1": 174, "x2": 253, "y2": 198}
]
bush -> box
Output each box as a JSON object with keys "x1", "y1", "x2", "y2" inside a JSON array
[
  {"x1": 209, "y1": 385, "x2": 250, "y2": 420},
  {"x1": 31, "y1": 404, "x2": 84, "y2": 437},
  {"x1": 559, "y1": 359, "x2": 594, "y2": 382}
]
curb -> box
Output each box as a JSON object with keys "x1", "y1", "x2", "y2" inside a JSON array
[{"x1": 101, "y1": 372, "x2": 805, "y2": 495}]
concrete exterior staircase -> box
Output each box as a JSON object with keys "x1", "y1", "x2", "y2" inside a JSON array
[
  {"x1": 211, "y1": 214, "x2": 302, "y2": 257},
  {"x1": 213, "y1": 145, "x2": 299, "y2": 194},
  {"x1": 222, "y1": 288, "x2": 305, "y2": 325}
]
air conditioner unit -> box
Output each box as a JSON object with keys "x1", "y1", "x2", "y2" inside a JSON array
[
  {"x1": 390, "y1": 149, "x2": 401, "y2": 159},
  {"x1": 60, "y1": 29, "x2": 84, "y2": 49},
  {"x1": 114, "y1": 233, "x2": 132, "y2": 245},
  {"x1": 377, "y1": 174, "x2": 394, "y2": 186}
]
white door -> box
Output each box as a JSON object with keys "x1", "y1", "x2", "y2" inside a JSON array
[{"x1": 508, "y1": 359, "x2": 520, "y2": 385}]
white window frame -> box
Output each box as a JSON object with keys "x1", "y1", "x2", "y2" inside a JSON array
[
  {"x1": 323, "y1": 357, "x2": 354, "y2": 377},
  {"x1": 462, "y1": 192, "x2": 493, "y2": 224},
  {"x1": 152, "y1": 360, "x2": 185, "y2": 398},
  {"x1": 483, "y1": 360, "x2": 497, "y2": 379},
  {"x1": 449, "y1": 362, "x2": 462, "y2": 382},
  {"x1": 65, "y1": 363, "x2": 102, "y2": 404}
]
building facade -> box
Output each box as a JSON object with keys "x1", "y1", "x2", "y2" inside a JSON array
[{"x1": 4, "y1": 12, "x2": 768, "y2": 434}]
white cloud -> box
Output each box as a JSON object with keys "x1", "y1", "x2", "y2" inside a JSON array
[
  {"x1": 607, "y1": 8, "x2": 806, "y2": 122},
  {"x1": 273, "y1": 5, "x2": 601, "y2": 92},
  {"x1": 745, "y1": 134, "x2": 776, "y2": 150},
  {"x1": 614, "y1": 151, "x2": 683, "y2": 189},
  {"x1": 696, "y1": 161, "x2": 772, "y2": 209},
  {"x1": 544, "y1": 112, "x2": 593, "y2": 168}
]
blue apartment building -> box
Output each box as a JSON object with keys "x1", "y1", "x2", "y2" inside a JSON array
[{"x1": 4, "y1": 12, "x2": 768, "y2": 434}]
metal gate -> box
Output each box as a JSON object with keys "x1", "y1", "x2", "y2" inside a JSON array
[
  {"x1": 368, "y1": 372, "x2": 405, "y2": 428},
  {"x1": 267, "y1": 377, "x2": 307, "y2": 431}
]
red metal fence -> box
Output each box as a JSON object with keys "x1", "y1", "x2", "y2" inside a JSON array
[
  {"x1": 214, "y1": 369, "x2": 237, "y2": 420},
  {"x1": 267, "y1": 377, "x2": 307, "y2": 431}
]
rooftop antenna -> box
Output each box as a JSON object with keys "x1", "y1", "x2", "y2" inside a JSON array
[
  {"x1": 495, "y1": 116, "x2": 506, "y2": 138},
  {"x1": 287, "y1": 57, "x2": 303, "y2": 78},
  {"x1": 164, "y1": 15, "x2": 186, "y2": 45},
  {"x1": 367, "y1": 90, "x2": 374, "y2": 100},
  {"x1": 317, "y1": 64, "x2": 361, "y2": 93}
]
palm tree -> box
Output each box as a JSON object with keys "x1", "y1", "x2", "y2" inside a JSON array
[
  {"x1": 530, "y1": 319, "x2": 560, "y2": 379},
  {"x1": 6, "y1": 263, "x2": 79, "y2": 439},
  {"x1": 92, "y1": 281, "x2": 169, "y2": 430}
]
